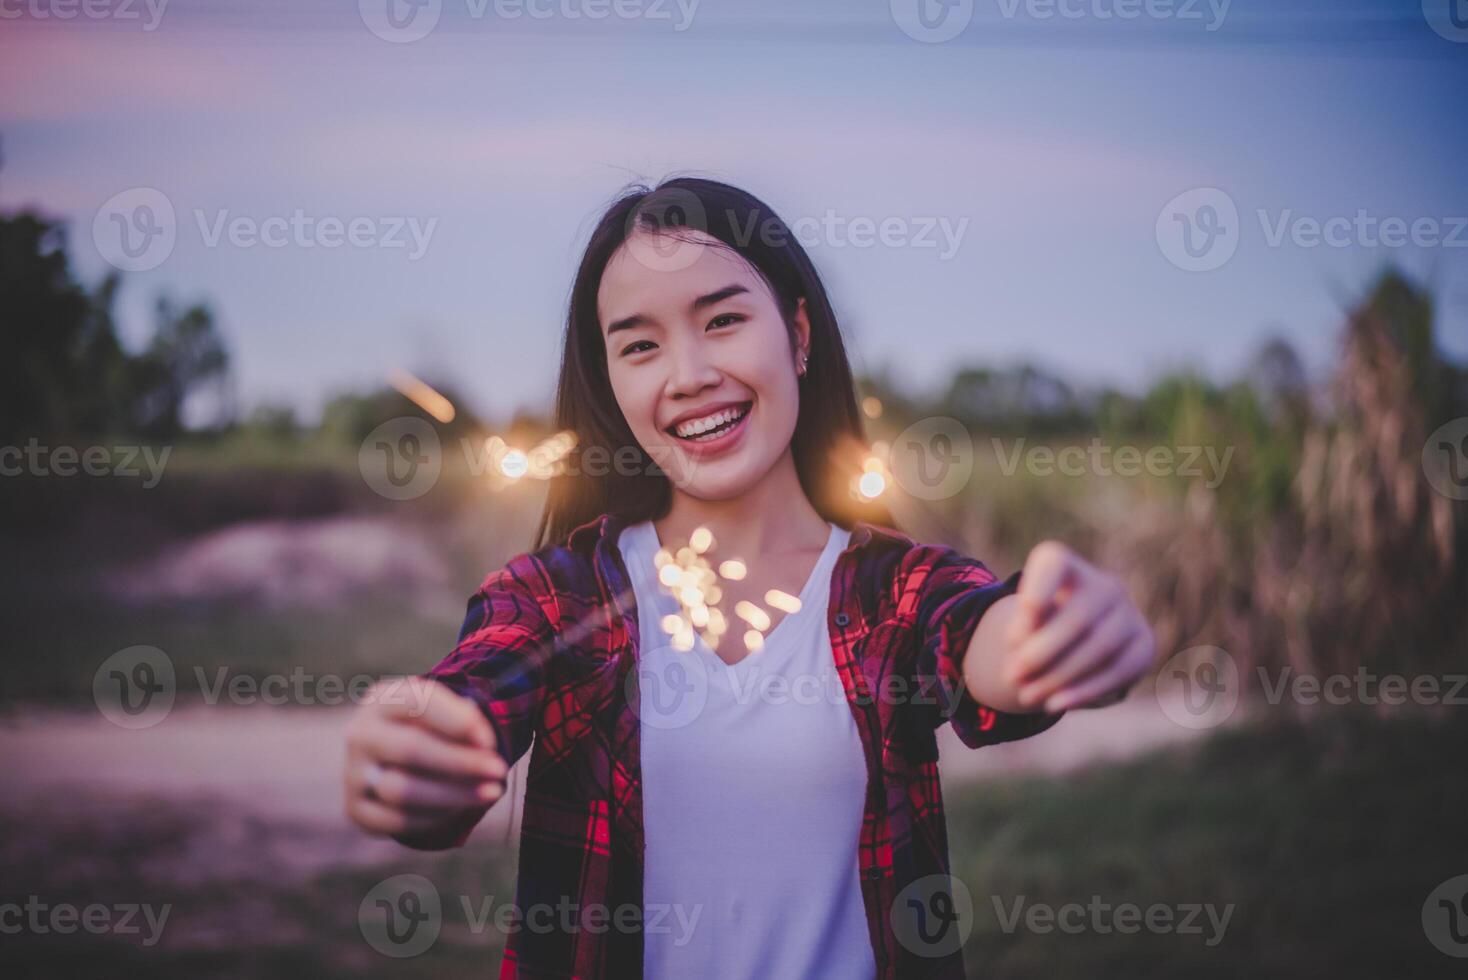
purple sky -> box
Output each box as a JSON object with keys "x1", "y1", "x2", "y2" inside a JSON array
[{"x1": 3, "y1": 0, "x2": 1465, "y2": 424}]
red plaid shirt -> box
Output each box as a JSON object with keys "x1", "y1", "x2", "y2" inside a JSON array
[{"x1": 422, "y1": 512, "x2": 1063, "y2": 978}]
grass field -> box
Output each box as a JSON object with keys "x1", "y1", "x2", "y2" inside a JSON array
[{"x1": 2, "y1": 707, "x2": 1461, "y2": 978}]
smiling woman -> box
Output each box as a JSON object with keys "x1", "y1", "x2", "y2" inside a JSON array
[
  {"x1": 537, "y1": 177, "x2": 896, "y2": 548},
  {"x1": 342, "y1": 176, "x2": 1154, "y2": 980}
]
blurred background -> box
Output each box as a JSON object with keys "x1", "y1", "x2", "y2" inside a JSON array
[{"x1": 2, "y1": 1, "x2": 1466, "y2": 976}]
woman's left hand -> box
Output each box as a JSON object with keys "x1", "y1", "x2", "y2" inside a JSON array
[{"x1": 1001, "y1": 541, "x2": 1156, "y2": 713}]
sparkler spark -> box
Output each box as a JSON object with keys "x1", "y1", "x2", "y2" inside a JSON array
[
  {"x1": 482, "y1": 430, "x2": 578, "y2": 483},
  {"x1": 651, "y1": 525, "x2": 808, "y2": 655},
  {"x1": 388, "y1": 369, "x2": 456, "y2": 424}
]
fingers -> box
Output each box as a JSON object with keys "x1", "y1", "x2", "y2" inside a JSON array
[
  {"x1": 1042, "y1": 633, "x2": 1154, "y2": 712},
  {"x1": 1014, "y1": 599, "x2": 1134, "y2": 708},
  {"x1": 347, "y1": 793, "x2": 480, "y2": 837},
  {"x1": 352, "y1": 716, "x2": 506, "y2": 783},
  {"x1": 346, "y1": 761, "x2": 504, "y2": 811},
  {"x1": 365, "y1": 677, "x2": 495, "y2": 749},
  {"x1": 1015, "y1": 541, "x2": 1088, "y2": 617},
  {"x1": 1007, "y1": 578, "x2": 1124, "y2": 688}
]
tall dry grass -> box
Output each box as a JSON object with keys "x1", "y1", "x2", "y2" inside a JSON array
[{"x1": 1101, "y1": 272, "x2": 1465, "y2": 687}]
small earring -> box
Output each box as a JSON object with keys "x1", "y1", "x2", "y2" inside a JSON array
[{"x1": 799, "y1": 354, "x2": 809, "y2": 376}]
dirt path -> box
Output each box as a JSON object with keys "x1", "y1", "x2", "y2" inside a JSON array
[{"x1": 3, "y1": 690, "x2": 1233, "y2": 868}]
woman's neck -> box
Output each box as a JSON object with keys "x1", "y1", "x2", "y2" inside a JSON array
[{"x1": 653, "y1": 449, "x2": 829, "y2": 559}]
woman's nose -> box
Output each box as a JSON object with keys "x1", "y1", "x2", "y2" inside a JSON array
[{"x1": 665, "y1": 340, "x2": 721, "y2": 396}]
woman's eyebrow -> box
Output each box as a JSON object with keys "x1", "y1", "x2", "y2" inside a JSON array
[{"x1": 605, "y1": 283, "x2": 750, "y2": 336}]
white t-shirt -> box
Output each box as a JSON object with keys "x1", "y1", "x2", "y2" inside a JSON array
[{"x1": 618, "y1": 518, "x2": 876, "y2": 980}]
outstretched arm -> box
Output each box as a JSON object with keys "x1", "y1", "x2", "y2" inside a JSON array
[{"x1": 965, "y1": 541, "x2": 1155, "y2": 715}]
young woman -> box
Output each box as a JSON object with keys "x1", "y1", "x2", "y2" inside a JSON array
[{"x1": 343, "y1": 178, "x2": 1154, "y2": 979}]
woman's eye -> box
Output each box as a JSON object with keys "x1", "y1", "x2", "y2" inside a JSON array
[
  {"x1": 708, "y1": 313, "x2": 744, "y2": 330},
  {"x1": 621, "y1": 341, "x2": 655, "y2": 356}
]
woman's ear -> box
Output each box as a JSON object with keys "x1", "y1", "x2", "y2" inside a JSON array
[{"x1": 793, "y1": 296, "x2": 812, "y2": 364}]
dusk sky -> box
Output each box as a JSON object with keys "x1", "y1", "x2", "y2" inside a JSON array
[{"x1": 4, "y1": 0, "x2": 1466, "y2": 424}]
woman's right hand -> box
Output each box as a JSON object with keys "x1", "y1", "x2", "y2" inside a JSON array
[{"x1": 344, "y1": 675, "x2": 509, "y2": 840}]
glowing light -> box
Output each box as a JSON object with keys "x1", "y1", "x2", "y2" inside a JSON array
[
  {"x1": 645, "y1": 529, "x2": 832, "y2": 655},
  {"x1": 500, "y1": 449, "x2": 529, "y2": 479},
  {"x1": 850, "y1": 444, "x2": 892, "y2": 501},
  {"x1": 858, "y1": 471, "x2": 886, "y2": 499},
  {"x1": 735, "y1": 601, "x2": 771, "y2": 631},
  {"x1": 862, "y1": 396, "x2": 883, "y2": 419},
  {"x1": 765, "y1": 590, "x2": 801, "y2": 614},
  {"x1": 388, "y1": 369, "x2": 456, "y2": 424}
]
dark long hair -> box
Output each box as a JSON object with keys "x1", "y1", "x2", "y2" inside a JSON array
[{"x1": 532, "y1": 176, "x2": 898, "y2": 550}]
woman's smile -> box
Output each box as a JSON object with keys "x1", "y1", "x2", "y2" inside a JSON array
[{"x1": 666, "y1": 399, "x2": 753, "y2": 458}]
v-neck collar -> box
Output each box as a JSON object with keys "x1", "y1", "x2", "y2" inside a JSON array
[{"x1": 618, "y1": 517, "x2": 845, "y2": 676}]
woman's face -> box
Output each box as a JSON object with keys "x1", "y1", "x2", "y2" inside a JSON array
[{"x1": 597, "y1": 228, "x2": 810, "y2": 499}]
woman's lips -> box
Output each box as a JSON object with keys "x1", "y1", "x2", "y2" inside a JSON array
[{"x1": 669, "y1": 401, "x2": 752, "y2": 459}]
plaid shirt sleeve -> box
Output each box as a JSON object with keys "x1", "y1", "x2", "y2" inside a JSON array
[
  {"x1": 404, "y1": 555, "x2": 558, "y2": 849},
  {"x1": 912, "y1": 546, "x2": 1064, "y2": 748}
]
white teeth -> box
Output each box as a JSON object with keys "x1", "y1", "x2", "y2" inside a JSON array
[{"x1": 673, "y1": 404, "x2": 748, "y2": 439}]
